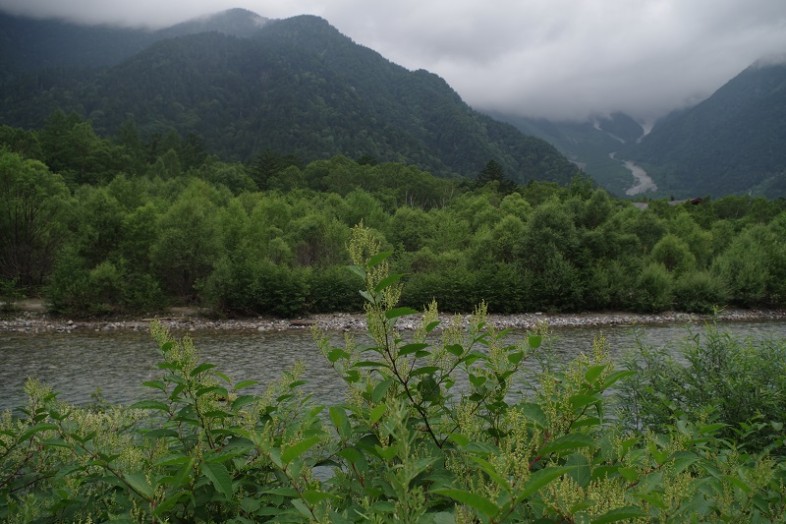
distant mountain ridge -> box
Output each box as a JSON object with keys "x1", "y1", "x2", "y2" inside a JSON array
[
  {"x1": 494, "y1": 60, "x2": 786, "y2": 198},
  {"x1": 490, "y1": 111, "x2": 646, "y2": 195},
  {"x1": 0, "y1": 9, "x2": 580, "y2": 185},
  {"x1": 0, "y1": 8, "x2": 269, "y2": 74},
  {"x1": 627, "y1": 60, "x2": 786, "y2": 197}
]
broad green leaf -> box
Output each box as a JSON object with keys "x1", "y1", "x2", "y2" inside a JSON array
[
  {"x1": 154, "y1": 454, "x2": 191, "y2": 467},
  {"x1": 566, "y1": 453, "x2": 591, "y2": 488},
  {"x1": 520, "y1": 402, "x2": 547, "y2": 428},
  {"x1": 591, "y1": 506, "x2": 648, "y2": 523},
  {"x1": 190, "y1": 362, "x2": 216, "y2": 377},
  {"x1": 201, "y1": 462, "x2": 233, "y2": 500},
  {"x1": 196, "y1": 385, "x2": 227, "y2": 398},
  {"x1": 234, "y1": 379, "x2": 258, "y2": 391},
  {"x1": 433, "y1": 488, "x2": 498, "y2": 518},
  {"x1": 540, "y1": 433, "x2": 595, "y2": 456},
  {"x1": 367, "y1": 250, "x2": 392, "y2": 268},
  {"x1": 372, "y1": 377, "x2": 393, "y2": 402},
  {"x1": 584, "y1": 364, "x2": 607, "y2": 384},
  {"x1": 411, "y1": 366, "x2": 439, "y2": 376},
  {"x1": 142, "y1": 380, "x2": 166, "y2": 391},
  {"x1": 399, "y1": 342, "x2": 430, "y2": 356},
  {"x1": 671, "y1": 451, "x2": 700, "y2": 474},
  {"x1": 231, "y1": 395, "x2": 256, "y2": 410},
  {"x1": 282, "y1": 436, "x2": 321, "y2": 464},
  {"x1": 18, "y1": 423, "x2": 58, "y2": 441},
  {"x1": 353, "y1": 360, "x2": 389, "y2": 370},
  {"x1": 508, "y1": 350, "x2": 525, "y2": 365},
  {"x1": 385, "y1": 306, "x2": 418, "y2": 319},
  {"x1": 418, "y1": 376, "x2": 441, "y2": 402},
  {"x1": 291, "y1": 498, "x2": 313, "y2": 518},
  {"x1": 347, "y1": 265, "x2": 365, "y2": 280},
  {"x1": 374, "y1": 273, "x2": 403, "y2": 293},
  {"x1": 330, "y1": 406, "x2": 351, "y2": 438},
  {"x1": 468, "y1": 374, "x2": 487, "y2": 388},
  {"x1": 446, "y1": 344, "x2": 464, "y2": 357},
  {"x1": 448, "y1": 433, "x2": 470, "y2": 446},
  {"x1": 569, "y1": 393, "x2": 601, "y2": 411},
  {"x1": 528, "y1": 334, "x2": 542, "y2": 349},
  {"x1": 124, "y1": 472, "x2": 155, "y2": 499},
  {"x1": 468, "y1": 455, "x2": 511, "y2": 491},
  {"x1": 328, "y1": 348, "x2": 350, "y2": 363},
  {"x1": 262, "y1": 487, "x2": 299, "y2": 497},
  {"x1": 517, "y1": 466, "x2": 571, "y2": 499},
  {"x1": 302, "y1": 489, "x2": 333, "y2": 504},
  {"x1": 154, "y1": 493, "x2": 187, "y2": 516},
  {"x1": 601, "y1": 370, "x2": 636, "y2": 389},
  {"x1": 369, "y1": 404, "x2": 386, "y2": 425}
]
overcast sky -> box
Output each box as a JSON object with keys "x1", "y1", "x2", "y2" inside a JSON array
[{"x1": 2, "y1": 0, "x2": 785, "y2": 122}]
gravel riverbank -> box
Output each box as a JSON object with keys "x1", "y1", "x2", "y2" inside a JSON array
[{"x1": 2, "y1": 307, "x2": 785, "y2": 335}]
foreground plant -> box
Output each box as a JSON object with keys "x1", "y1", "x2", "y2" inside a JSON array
[{"x1": 2, "y1": 224, "x2": 786, "y2": 522}]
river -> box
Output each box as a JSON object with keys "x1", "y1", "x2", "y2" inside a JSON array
[
  {"x1": 3, "y1": 320, "x2": 786, "y2": 411},
  {"x1": 609, "y1": 152, "x2": 657, "y2": 196}
]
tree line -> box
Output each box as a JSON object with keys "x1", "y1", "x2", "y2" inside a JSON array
[{"x1": 2, "y1": 114, "x2": 786, "y2": 317}]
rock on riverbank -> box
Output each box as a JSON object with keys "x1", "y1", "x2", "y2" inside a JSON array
[{"x1": 2, "y1": 307, "x2": 785, "y2": 335}]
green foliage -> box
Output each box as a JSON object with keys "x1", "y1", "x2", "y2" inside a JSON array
[
  {"x1": 3, "y1": 115, "x2": 786, "y2": 315},
  {"x1": 6, "y1": 231, "x2": 786, "y2": 521},
  {"x1": 0, "y1": 150, "x2": 70, "y2": 288},
  {"x1": 651, "y1": 233, "x2": 696, "y2": 274},
  {"x1": 634, "y1": 263, "x2": 673, "y2": 312},
  {"x1": 672, "y1": 270, "x2": 727, "y2": 313},
  {"x1": 620, "y1": 324, "x2": 786, "y2": 454}
]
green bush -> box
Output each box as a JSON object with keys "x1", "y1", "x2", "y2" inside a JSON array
[
  {"x1": 47, "y1": 250, "x2": 164, "y2": 317},
  {"x1": 306, "y1": 265, "x2": 364, "y2": 313},
  {"x1": 672, "y1": 270, "x2": 727, "y2": 313},
  {"x1": 633, "y1": 262, "x2": 673, "y2": 312},
  {"x1": 201, "y1": 258, "x2": 310, "y2": 318},
  {"x1": 619, "y1": 325, "x2": 786, "y2": 453}
]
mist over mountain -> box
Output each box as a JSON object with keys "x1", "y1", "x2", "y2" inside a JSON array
[
  {"x1": 488, "y1": 111, "x2": 646, "y2": 196},
  {"x1": 0, "y1": 8, "x2": 270, "y2": 74},
  {"x1": 493, "y1": 59, "x2": 786, "y2": 199},
  {"x1": 629, "y1": 60, "x2": 786, "y2": 197},
  {"x1": 0, "y1": 9, "x2": 580, "y2": 185}
]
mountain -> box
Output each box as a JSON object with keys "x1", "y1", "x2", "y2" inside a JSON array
[
  {"x1": 0, "y1": 10, "x2": 580, "y2": 185},
  {"x1": 0, "y1": 9, "x2": 269, "y2": 75},
  {"x1": 629, "y1": 60, "x2": 786, "y2": 197},
  {"x1": 490, "y1": 111, "x2": 646, "y2": 195}
]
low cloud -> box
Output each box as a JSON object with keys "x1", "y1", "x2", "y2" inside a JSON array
[{"x1": 2, "y1": 0, "x2": 785, "y2": 121}]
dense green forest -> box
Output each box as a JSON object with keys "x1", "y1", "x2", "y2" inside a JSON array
[
  {"x1": 0, "y1": 13, "x2": 580, "y2": 186},
  {"x1": 2, "y1": 113, "x2": 786, "y2": 318}
]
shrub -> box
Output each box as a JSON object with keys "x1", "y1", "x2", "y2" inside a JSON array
[
  {"x1": 619, "y1": 324, "x2": 786, "y2": 453},
  {"x1": 633, "y1": 262, "x2": 673, "y2": 312},
  {"x1": 672, "y1": 270, "x2": 727, "y2": 313}
]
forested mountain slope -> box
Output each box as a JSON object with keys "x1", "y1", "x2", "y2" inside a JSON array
[
  {"x1": 629, "y1": 60, "x2": 786, "y2": 197},
  {"x1": 0, "y1": 11, "x2": 580, "y2": 184}
]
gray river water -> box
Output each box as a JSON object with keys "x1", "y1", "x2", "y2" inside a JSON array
[{"x1": 3, "y1": 321, "x2": 786, "y2": 411}]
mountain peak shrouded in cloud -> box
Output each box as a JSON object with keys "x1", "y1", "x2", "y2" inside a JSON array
[
  {"x1": 161, "y1": 8, "x2": 270, "y2": 38},
  {"x1": 752, "y1": 53, "x2": 786, "y2": 69},
  {"x1": 0, "y1": 0, "x2": 785, "y2": 121}
]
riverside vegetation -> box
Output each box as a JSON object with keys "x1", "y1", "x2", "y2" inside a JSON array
[
  {"x1": 2, "y1": 114, "x2": 786, "y2": 318},
  {"x1": 3, "y1": 225, "x2": 786, "y2": 522}
]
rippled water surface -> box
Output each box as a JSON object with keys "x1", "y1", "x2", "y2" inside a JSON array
[{"x1": 3, "y1": 321, "x2": 786, "y2": 410}]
